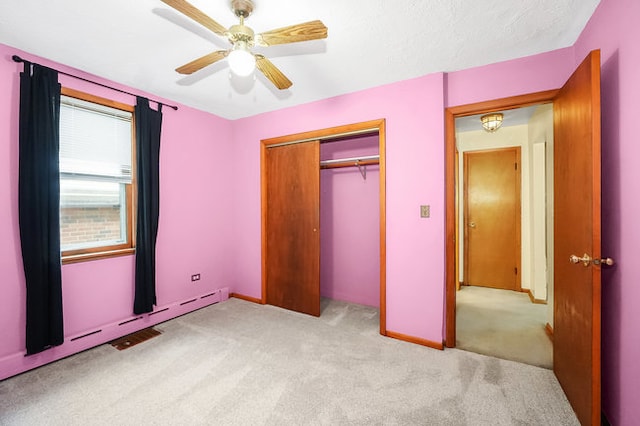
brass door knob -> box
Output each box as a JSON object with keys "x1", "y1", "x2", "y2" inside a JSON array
[{"x1": 570, "y1": 253, "x2": 615, "y2": 267}]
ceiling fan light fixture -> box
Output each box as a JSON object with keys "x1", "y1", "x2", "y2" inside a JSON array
[
  {"x1": 480, "y1": 113, "x2": 504, "y2": 132},
  {"x1": 162, "y1": 0, "x2": 328, "y2": 89},
  {"x1": 228, "y1": 42, "x2": 255, "y2": 76}
]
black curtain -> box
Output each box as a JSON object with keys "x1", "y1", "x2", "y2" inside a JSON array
[
  {"x1": 18, "y1": 63, "x2": 64, "y2": 355},
  {"x1": 134, "y1": 97, "x2": 163, "y2": 314}
]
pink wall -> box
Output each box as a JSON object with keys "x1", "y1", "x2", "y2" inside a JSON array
[
  {"x1": 445, "y1": 47, "x2": 575, "y2": 108},
  {"x1": 231, "y1": 73, "x2": 446, "y2": 342},
  {"x1": 320, "y1": 136, "x2": 380, "y2": 307},
  {"x1": 0, "y1": 45, "x2": 235, "y2": 379},
  {"x1": 573, "y1": 0, "x2": 640, "y2": 424}
]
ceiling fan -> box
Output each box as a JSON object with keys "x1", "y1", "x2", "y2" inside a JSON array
[{"x1": 161, "y1": 0, "x2": 328, "y2": 89}]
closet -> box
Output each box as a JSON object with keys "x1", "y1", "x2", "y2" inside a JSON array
[{"x1": 261, "y1": 119, "x2": 387, "y2": 332}]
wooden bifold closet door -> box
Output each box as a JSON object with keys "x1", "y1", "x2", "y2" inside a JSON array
[{"x1": 264, "y1": 141, "x2": 321, "y2": 316}]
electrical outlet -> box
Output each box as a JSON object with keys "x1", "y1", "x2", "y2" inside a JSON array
[
  {"x1": 420, "y1": 205, "x2": 430, "y2": 218},
  {"x1": 191, "y1": 274, "x2": 201, "y2": 282}
]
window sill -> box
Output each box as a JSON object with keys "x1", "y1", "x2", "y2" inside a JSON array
[{"x1": 62, "y1": 248, "x2": 135, "y2": 265}]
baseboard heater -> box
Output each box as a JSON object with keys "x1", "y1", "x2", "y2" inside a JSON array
[
  {"x1": 68, "y1": 288, "x2": 227, "y2": 344},
  {"x1": 200, "y1": 292, "x2": 217, "y2": 299},
  {"x1": 70, "y1": 329, "x2": 102, "y2": 342},
  {"x1": 118, "y1": 316, "x2": 143, "y2": 326},
  {"x1": 148, "y1": 308, "x2": 169, "y2": 316}
]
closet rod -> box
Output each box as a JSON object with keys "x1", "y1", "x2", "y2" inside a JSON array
[
  {"x1": 320, "y1": 159, "x2": 379, "y2": 170},
  {"x1": 320, "y1": 154, "x2": 380, "y2": 166}
]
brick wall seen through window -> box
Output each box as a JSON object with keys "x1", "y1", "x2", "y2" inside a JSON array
[{"x1": 60, "y1": 207, "x2": 122, "y2": 247}]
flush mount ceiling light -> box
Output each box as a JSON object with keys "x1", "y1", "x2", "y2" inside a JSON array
[{"x1": 480, "y1": 113, "x2": 504, "y2": 132}]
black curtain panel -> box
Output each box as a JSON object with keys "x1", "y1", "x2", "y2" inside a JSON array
[
  {"x1": 18, "y1": 63, "x2": 64, "y2": 355},
  {"x1": 134, "y1": 97, "x2": 163, "y2": 315}
]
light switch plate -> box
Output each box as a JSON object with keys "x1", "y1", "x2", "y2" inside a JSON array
[{"x1": 420, "y1": 205, "x2": 430, "y2": 218}]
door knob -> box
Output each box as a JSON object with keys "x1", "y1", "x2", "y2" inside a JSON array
[
  {"x1": 593, "y1": 257, "x2": 615, "y2": 266},
  {"x1": 469, "y1": 222, "x2": 476, "y2": 228},
  {"x1": 570, "y1": 253, "x2": 615, "y2": 267}
]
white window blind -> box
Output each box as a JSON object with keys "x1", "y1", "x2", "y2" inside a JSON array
[{"x1": 59, "y1": 95, "x2": 133, "y2": 183}]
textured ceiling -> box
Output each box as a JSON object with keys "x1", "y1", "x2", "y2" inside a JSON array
[{"x1": 0, "y1": 0, "x2": 600, "y2": 119}]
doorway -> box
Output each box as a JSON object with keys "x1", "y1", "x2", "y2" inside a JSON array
[
  {"x1": 453, "y1": 104, "x2": 553, "y2": 368},
  {"x1": 445, "y1": 92, "x2": 558, "y2": 347},
  {"x1": 261, "y1": 119, "x2": 388, "y2": 335}
]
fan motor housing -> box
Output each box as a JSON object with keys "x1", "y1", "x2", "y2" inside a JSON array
[{"x1": 229, "y1": 24, "x2": 255, "y2": 45}]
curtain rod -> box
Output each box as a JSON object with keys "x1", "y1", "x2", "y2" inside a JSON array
[{"x1": 12, "y1": 55, "x2": 178, "y2": 111}]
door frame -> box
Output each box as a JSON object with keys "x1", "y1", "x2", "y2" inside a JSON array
[
  {"x1": 261, "y1": 119, "x2": 387, "y2": 335},
  {"x1": 444, "y1": 91, "x2": 558, "y2": 347}
]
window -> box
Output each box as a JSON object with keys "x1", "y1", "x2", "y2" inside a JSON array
[{"x1": 59, "y1": 88, "x2": 135, "y2": 263}]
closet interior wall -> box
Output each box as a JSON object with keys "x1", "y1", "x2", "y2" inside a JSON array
[{"x1": 320, "y1": 135, "x2": 380, "y2": 307}]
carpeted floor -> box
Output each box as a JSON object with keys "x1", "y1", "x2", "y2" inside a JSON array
[
  {"x1": 0, "y1": 297, "x2": 576, "y2": 425},
  {"x1": 456, "y1": 286, "x2": 553, "y2": 369}
]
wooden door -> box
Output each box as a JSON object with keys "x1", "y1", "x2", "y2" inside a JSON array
[
  {"x1": 265, "y1": 141, "x2": 321, "y2": 316},
  {"x1": 464, "y1": 148, "x2": 521, "y2": 290},
  {"x1": 553, "y1": 50, "x2": 602, "y2": 426}
]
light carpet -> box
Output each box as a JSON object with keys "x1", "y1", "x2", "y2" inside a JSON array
[
  {"x1": 456, "y1": 286, "x2": 553, "y2": 369},
  {"x1": 0, "y1": 297, "x2": 576, "y2": 425}
]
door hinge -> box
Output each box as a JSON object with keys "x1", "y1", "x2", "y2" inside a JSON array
[
  {"x1": 515, "y1": 162, "x2": 518, "y2": 171},
  {"x1": 515, "y1": 267, "x2": 518, "y2": 275}
]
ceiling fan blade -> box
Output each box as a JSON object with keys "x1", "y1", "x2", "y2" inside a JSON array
[
  {"x1": 161, "y1": 0, "x2": 227, "y2": 36},
  {"x1": 255, "y1": 20, "x2": 328, "y2": 47},
  {"x1": 176, "y1": 50, "x2": 228, "y2": 74},
  {"x1": 255, "y1": 55, "x2": 292, "y2": 90}
]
